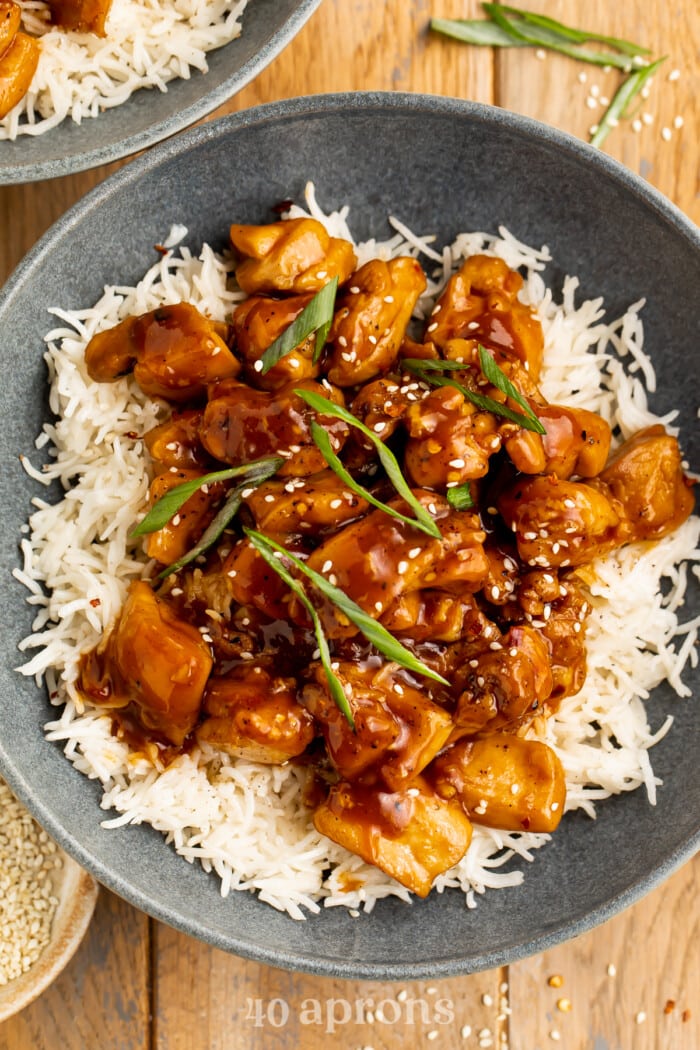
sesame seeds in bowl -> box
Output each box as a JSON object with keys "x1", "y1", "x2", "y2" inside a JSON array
[{"x1": 0, "y1": 779, "x2": 98, "y2": 1022}]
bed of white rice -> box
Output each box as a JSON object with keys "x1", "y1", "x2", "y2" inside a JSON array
[
  {"x1": 14, "y1": 184, "x2": 700, "y2": 919},
  {"x1": 0, "y1": 0, "x2": 248, "y2": 140}
]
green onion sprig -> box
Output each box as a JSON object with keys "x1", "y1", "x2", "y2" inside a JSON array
[
  {"x1": 246, "y1": 530, "x2": 354, "y2": 727},
  {"x1": 446, "y1": 483, "x2": 474, "y2": 511},
  {"x1": 244, "y1": 528, "x2": 450, "y2": 689},
  {"x1": 131, "y1": 457, "x2": 284, "y2": 538},
  {"x1": 402, "y1": 350, "x2": 545, "y2": 434},
  {"x1": 151, "y1": 458, "x2": 283, "y2": 580},
  {"x1": 294, "y1": 388, "x2": 442, "y2": 538},
  {"x1": 430, "y1": 3, "x2": 660, "y2": 148},
  {"x1": 259, "y1": 278, "x2": 338, "y2": 374}
]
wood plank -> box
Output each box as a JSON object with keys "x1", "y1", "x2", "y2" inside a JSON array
[
  {"x1": 493, "y1": 0, "x2": 699, "y2": 222},
  {"x1": 0, "y1": 890, "x2": 150, "y2": 1050},
  {"x1": 153, "y1": 920, "x2": 507, "y2": 1050},
  {"x1": 508, "y1": 856, "x2": 700, "y2": 1050}
]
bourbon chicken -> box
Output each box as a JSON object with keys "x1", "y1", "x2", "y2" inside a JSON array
[{"x1": 77, "y1": 217, "x2": 695, "y2": 899}]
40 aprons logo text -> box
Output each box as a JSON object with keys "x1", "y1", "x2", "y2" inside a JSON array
[{"x1": 244, "y1": 995, "x2": 456, "y2": 1032}]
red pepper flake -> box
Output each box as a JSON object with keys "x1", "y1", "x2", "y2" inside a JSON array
[
  {"x1": 125, "y1": 431, "x2": 139, "y2": 439},
  {"x1": 547, "y1": 975, "x2": 564, "y2": 988},
  {"x1": 664, "y1": 999, "x2": 676, "y2": 1014},
  {"x1": 272, "y1": 199, "x2": 294, "y2": 214},
  {"x1": 89, "y1": 598, "x2": 101, "y2": 608},
  {"x1": 682, "y1": 1009, "x2": 692, "y2": 1023},
  {"x1": 154, "y1": 244, "x2": 168, "y2": 255}
]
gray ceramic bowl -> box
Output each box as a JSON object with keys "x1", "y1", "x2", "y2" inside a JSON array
[
  {"x1": 0, "y1": 94, "x2": 698, "y2": 979},
  {"x1": 0, "y1": 0, "x2": 321, "y2": 184}
]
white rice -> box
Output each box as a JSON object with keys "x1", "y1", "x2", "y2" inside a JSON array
[
  {"x1": 14, "y1": 183, "x2": 699, "y2": 918},
  {"x1": 0, "y1": 0, "x2": 249, "y2": 140}
]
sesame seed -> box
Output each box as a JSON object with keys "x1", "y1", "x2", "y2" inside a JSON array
[
  {"x1": 432, "y1": 303, "x2": 442, "y2": 315},
  {"x1": 316, "y1": 270, "x2": 327, "y2": 279},
  {"x1": 468, "y1": 321, "x2": 480, "y2": 330},
  {"x1": 549, "y1": 1031, "x2": 561, "y2": 1042},
  {"x1": 329, "y1": 498, "x2": 343, "y2": 509},
  {"x1": 338, "y1": 335, "x2": 348, "y2": 347},
  {"x1": 510, "y1": 783, "x2": 520, "y2": 795},
  {"x1": 524, "y1": 531, "x2": 538, "y2": 540},
  {"x1": 482, "y1": 993, "x2": 494, "y2": 1006},
  {"x1": 374, "y1": 601, "x2": 383, "y2": 612},
  {"x1": 349, "y1": 286, "x2": 360, "y2": 294},
  {"x1": 398, "y1": 561, "x2": 409, "y2": 574},
  {"x1": 586, "y1": 97, "x2": 598, "y2": 109},
  {"x1": 383, "y1": 295, "x2": 395, "y2": 303},
  {"x1": 397, "y1": 989, "x2": 408, "y2": 1002},
  {"x1": 373, "y1": 421, "x2": 387, "y2": 433},
  {"x1": 253, "y1": 360, "x2": 263, "y2": 372},
  {"x1": 264, "y1": 494, "x2": 275, "y2": 503},
  {"x1": 635, "y1": 1012, "x2": 646, "y2": 1024},
  {"x1": 661, "y1": 127, "x2": 672, "y2": 141},
  {"x1": 322, "y1": 560, "x2": 333, "y2": 572},
  {"x1": 368, "y1": 335, "x2": 378, "y2": 345},
  {"x1": 341, "y1": 352, "x2": 353, "y2": 362},
  {"x1": 535, "y1": 48, "x2": 546, "y2": 59},
  {"x1": 477, "y1": 676, "x2": 485, "y2": 687},
  {"x1": 551, "y1": 802, "x2": 559, "y2": 811},
  {"x1": 674, "y1": 115, "x2": 684, "y2": 129},
  {"x1": 408, "y1": 547, "x2": 421, "y2": 558},
  {"x1": 600, "y1": 95, "x2": 610, "y2": 106},
  {"x1": 427, "y1": 322, "x2": 438, "y2": 333},
  {"x1": 394, "y1": 683, "x2": 404, "y2": 695},
  {"x1": 227, "y1": 570, "x2": 237, "y2": 578},
  {"x1": 469, "y1": 659, "x2": 479, "y2": 668},
  {"x1": 642, "y1": 112, "x2": 653, "y2": 125},
  {"x1": 490, "y1": 641, "x2": 503, "y2": 651},
  {"x1": 551, "y1": 542, "x2": 560, "y2": 554},
  {"x1": 461, "y1": 1026, "x2": 472, "y2": 1039},
  {"x1": 171, "y1": 514, "x2": 181, "y2": 526},
  {"x1": 590, "y1": 84, "x2": 600, "y2": 98},
  {"x1": 165, "y1": 441, "x2": 178, "y2": 451},
  {"x1": 557, "y1": 998, "x2": 572, "y2": 1012},
  {"x1": 563, "y1": 498, "x2": 576, "y2": 508},
  {"x1": 427, "y1": 1031, "x2": 439, "y2": 1041},
  {"x1": 449, "y1": 457, "x2": 466, "y2": 468},
  {"x1": 589, "y1": 124, "x2": 599, "y2": 135},
  {"x1": 241, "y1": 487, "x2": 255, "y2": 498},
  {"x1": 607, "y1": 964, "x2": 617, "y2": 977},
  {"x1": 491, "y1": 586, "x2": 500, "y2": 600},
  {"x1": 668, "y1": 68, "x2": 680, "y2": 81},
  {"x1": 578, "y1": 71, "x2": 587, "y2": 83},
  {"x1": 509, "y1": 647, "x2": 518, "y2": 657}
]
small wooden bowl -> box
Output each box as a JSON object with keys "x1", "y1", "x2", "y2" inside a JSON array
[{"x1": 0, "y1": 852, "x2": 98, "y2": 1022}]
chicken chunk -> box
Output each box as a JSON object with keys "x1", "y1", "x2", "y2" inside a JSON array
[
  {"x1": 596, "y1": 425, "x2": 695, "y2": 542},
  {"x1": 77, "y1": 581, "x2": 212, "y2": 746},
  {"x1": 453, "y1": 625, "x2": 553, "y2": 733},
  {"x1": 303, "y1": 660, "x2": 453, "y2": 790},
  {"x1": 196, "y1": 667, "x2": 314, "y2": 764},
  {"x1": 142, "y1": 468, "x2": 224, "y2": 566},
  {"x1": 426, "y1": 255, "x2": 544, "y2": 380},
  {"x1": 0, "y1": 30, "x2": 40, "y2": 120},
  {"x1": 243, "y1": 469, "x2": 368, "y2": 534},
  {"x1": 314, "y1": 777, "x2": 472, "y2": 897},
  {"x1": 230, "y1": 218, "x2": 357, "y2": 295},
  {"x1": 223, "y1": 537, "x2": 297, "y2": 621},
  {"x1": 498, "y1": 475, "x2": 622, "y2": 569},
  {"x1": 504, "y1": 404, "x2": 611, "y2": 478},
  {"x1": 232, "y1": 293, "x2": 320, "y2": 390},
  {"x1": 144, "y1": 410, "x2": 210, "y2": 471},
  {"x1": 0, "y1": 1, "x2": 21, "y2": 53},
  {"x1": 47, "y1": 0, "x2": 113, "y2": 34},
  {"x1": 85, "y1": 303, "x2": 239, "y2": 402},
  {"x1": 432, "y1": 735, "x2": 566, "y2": 832},
  {"x1": 326, "y1": 258, "x2": 426, "y2": 386},
  {"x1": 380, "y1": 591, "x2": 485, "y2": 643},
  {"x1": 404, "y1": 385, "x2": 502, "y2": 487},
  {"x1": 301, "y1": 493, "x2": 488, "y2": 636},
  {"x1": 199, "y1": 378, "x2": 348, "y2": 477}
]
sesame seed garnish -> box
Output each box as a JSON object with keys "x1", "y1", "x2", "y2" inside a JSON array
[
  {"x1": 383, "y1": 295, "x2": 394, "y2": 303},
  {"x1": 600, "y1": 95, "x2": 610, "y2": 106},
  {"x1": 549, "y1": 1031, "x2": 561, "y2": 1042},
  {"x1": 427, "y1": 322, "x2": 438, "y2": 333},
  {"x1": 322, "y1": 560, "x2": 333, "y2": 572},
  {"x1": 586, "y1": 96, "x2": 598, "y2": 109},
  {"x1": 552, "y1": 542, "x2": 560, "y2": 554},
  {"x1": 524, "y1": 531, "x2": 537, "y2": 540},
  {"x1": 491, "y1": 586, "x2": 500, "y2": 600},
  {"x1": 227, "y1": 569, "x2": 237, "y2": 578},
  {"x1": 338, "y1": 335, "x2": 348, "y2": 347},
  {"x1": 510, "y1": 783, "x2": 520, "y2": 795},
  {"x1": 551, "y1": 802, "x2": 559, "y2": 811},
  {"x1": 368, "y1": 335, "x2": 378, "y2": 345},
  {"x1": 449, "y1": 457, "x2": 466, "y2": 468},
  {"x1": 341, "y1": 352, "x2": 353, "y2": 362},
  {"x1": 635, "y1": 1012, "x2": 646, "y2": 1024},
  {"x1": 165, "y1": 441, "x2": 178, "y2": 451},
  {"x1": 642, "y1": 112, "x2": 654, "y2": 125},
  {"x1": 557, "y1": 998, "x2": 571, "y2": 1012},
  {"x1": 632, "y1": 118, "x2": 642, "y2": 133},
  {"x1": 535, "y1": 48, "x2": 546, "y2": 59},
  {"x1": 316, "y1": 270, "x2": 327, "y2": 279},
  {"x1": 578, "y1": 71, "x2": 588, "y2": 83},
  {"x1": 349, "y1": 286, "x2": 360, "y2": 294},
  {"x1": 263, "y1": 494, "x2": 275, "y2": 503},
  {"x1": 661, "y1": 127, "x2": 672, "y2": 141},
  {"x1": 674, "y1": 115, "x2": 684, "y2": 129},
  {"x1": 394, "y1": 683, "x2": 404, "y2": 695},
  {"x1": 509, "y1": 647, "x2": 518, "y2": 657},
  {"x1": 253, "y1": 360, "x2": 263, "y2": 372},
  {"x1": 477, "y1": 676, "x2": 485, "y2": 687},
  {"x1": 374, "y1": 601, "x2": 383, "y2": 612},
  {"x1": 668, "y1": 68, "x2": 681, "y2": 80},
  {"x1": 607, "y1": 964, "x2": 616, "y2": 977},
  {"x1": 469, "y1": 659, "x2": 479, "y2": 668},
  {"x1": 468, "y1": 321, "x2": 480, "y2": 330},
  {"x1": 329, "y1": 498, "x2": 343, "y2": 509},
  {"x1": 427, "y1": 1031, "x2": 439, "y2": 1041},
  {"x1": 398, "y1": 560, "x2": 409, "y2": 574},
  {"x1": 482, "y1": 993, "x2": 494, "y2": 1006},
  {"x1": 461, "y1": 1026, "x2": 472, "y2": 1039},
  {"x1": 373, "y1": 421, "x2": 386, "y2": 433}
]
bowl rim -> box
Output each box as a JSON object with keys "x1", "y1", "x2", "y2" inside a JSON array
[
  {"x1": 0, "y1": 92, "x2": 698, "y2": 979},
  {"x1": 0, "y1": 0, "x2": 322, "y2": 185}
]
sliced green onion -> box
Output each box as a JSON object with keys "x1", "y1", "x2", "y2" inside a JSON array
[
  {"x1": 498, "y1": 5, "x2": 650, "y2": 56},
  {"x1": 244, "y1": 528, "x2": 450, "y2": 688},
  {"x1": 590, "y1": 57, "x2": 667, "y2": 148},
  {"x1": 309, "y1": 421, "x2": 437, "y2": 536},
  {"x1": 294, "y1": 388, "x2": 442, "y2": 538},
  {"x1": 156, "y1": 459, "x2": 281, "y2": 580},
  {"x1": 259, "y1": 277, "x2": 338, "y2": 374},
  {"x1": 447, "y1": 483, "x2": 474, "y2": 511},
  {"x1": 430, "y1": 16, "x2": 528, "y2": 48},
  {"x1": 481, "y1": 4, "x2": 645, "y2": 71},
  {"x1": 477, "y1": 345, "x2": 545, "y2": 433},
  {"x1": 246, "y1": 531, "x2": 354, "y2": 728},
  {"x1": 131, "y1": 457, "x2": 284, "y2": 537},
  {"x1": 401, "y1": 358, "x2": 545, "y2": 434}
]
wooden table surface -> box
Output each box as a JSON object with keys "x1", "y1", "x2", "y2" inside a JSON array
[{"x1": 1, "y1": 1, "x2": 698, "y2": 1047}]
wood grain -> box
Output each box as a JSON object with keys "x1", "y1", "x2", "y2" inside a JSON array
[
  {"x1": 0, "y1": 891, "x2": 150, "y2": 1050},
  {"x1": 0, "y1": 1, "x2": 698, "y2": 1048}
]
